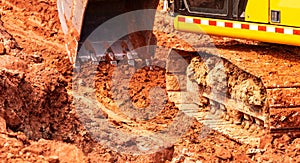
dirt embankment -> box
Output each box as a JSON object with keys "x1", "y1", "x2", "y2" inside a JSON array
[{"x1": 0, "y1": 0, "x2": 175, "y2": 162}]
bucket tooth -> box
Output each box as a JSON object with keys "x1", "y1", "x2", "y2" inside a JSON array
[
  {"x1": 210, "y1": 107, "x2": 216, "y2": 114},
  {"x1": 219, "y1": 104, "x2": 226, "y2": 111},
  {"x1": 91, "y1": 53, "x2": 98, "y2": 63},
  {"x1": 127, "y1": 59, "x2": 136, "y2": 67},
  {"x1": 218, "y1": 105, "x2": 226, "y2": 119},
  {"x1": 110, "y1": 61, "x2": 117, "y2": 66},
  {"x1": 255, "y1": 118, "x2": 263, "y2": 127},
  {"x1": 125, "y1": 40, "x2": 139, "y2": 59},
  {"x1": 215, "y1": 109, "x2": 225, "y2": 119},
  {"x1": 231, "y1": 111, "x2": 242, "y2": 125},
  {"x1": 233, "y1": 117, "x2": 242, "y2": 125},
  {"x1": 126, "y1": 52, "x2": 134, "y2": 60},
  {"x1": 225, "y1": 114, "x2": 230, "y2": 121},
  {"x1": 241, "y1": 121, "x2": 246, "y2": 128},
  {"x1": 229, "y1": 118, "x2": 234, "y2": 124},
  {"x1": 252, "y1": 125, "x2": 261, "y2": 135},
  {"x1": 110, "y1": 41, "x2": 126, "y2": 61},
  {"x1": 244, "y1": 121, "x2": 251, "y2": 130},
  {"x1": 74, "y1": 61, "x2": 81, "y2": 72},
  {"x1": 145, "y1": 58, "x2": 152, "y2": 67},
  {"x1": 210, "y1": 101, "x2": 220, "y2": 115},
  {"x1": 244, "y1": 114, "x2": 250, "y2": 121},
  {"x1": 244, "y1": 114, "x2": 254, "y2": 124},
  {"x1": 106, "y1": 51, "x2": 115, "y2": 61},
  {"x1": 248, "y1": 124, "x2": 257, "y2": 133}
]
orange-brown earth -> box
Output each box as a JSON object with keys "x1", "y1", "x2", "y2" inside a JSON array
[{"x1": 0, "y1": 0, "x2": 299, "y2": 162}]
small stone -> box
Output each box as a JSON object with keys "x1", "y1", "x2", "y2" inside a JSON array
[
  {"x1": 4, "y1": 110, "x2": 22, "y2": 129},
  {"x1": 7, "y1": 153, "x2": 13, "y2": 159},
  {"x1": 273, "y1": 134, "x2": 291, "y2": 150},
  {"x1": 215, "y1": 147, "x2": 232, "y2": 160},
  {"x1": 246, "y1": 148, "x2": 265, "y2": 155},
  {"x1": 0, "y1": 116, "x2": 6, "y2": 132},
  {"x1": 47, "y1": 156, "x2": 59, "y2": 163},
  {"x1": 233, "y1": 153, "x2": 252, "y2": 162},
  {"x1": 21, "y1": 147, "x2": 43, "y2": 155},
  {"x1": 0, "y1": 43, "x2": 6, "y2": 55}
]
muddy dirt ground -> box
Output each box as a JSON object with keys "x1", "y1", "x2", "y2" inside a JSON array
[{"x1": 0, "y1": 0, "x2": 299, "y2": 162}]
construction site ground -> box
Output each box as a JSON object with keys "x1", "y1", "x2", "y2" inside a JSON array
[{"x1": 0, "y1": 0, "x2": 299, "y2": 162}]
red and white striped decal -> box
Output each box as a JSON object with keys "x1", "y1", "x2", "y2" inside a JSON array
[{"x1": 178, "y1": 17, "x2": 300, "y2": 35}]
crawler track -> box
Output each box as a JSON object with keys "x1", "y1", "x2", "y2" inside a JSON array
[
  {"x1": 165, "y1": 43, "x2": 300, "y2": 147},
  {"x1": 213, "y1": 43, "x2": 300, "y2": 136}
]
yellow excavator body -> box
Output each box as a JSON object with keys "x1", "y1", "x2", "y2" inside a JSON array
[{"x1": 174, "y1": 0, "x2": 300, "y2": 46}]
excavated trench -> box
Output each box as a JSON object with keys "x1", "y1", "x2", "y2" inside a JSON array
[
  {"x1": 0, "y1": 25, "x2": 77, "y2": 143},
  {"x1": 0, "y1": 55, "x2": 70, "y2": 139}
]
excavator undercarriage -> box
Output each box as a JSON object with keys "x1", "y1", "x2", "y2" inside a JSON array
[{"x1": 168, "y1": 48, "x2": 300, "y2": 146}]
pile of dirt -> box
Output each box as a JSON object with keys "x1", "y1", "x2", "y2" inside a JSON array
[
  {"x1": 252, "y1": 134, "x2": 300, "y2": 162},
  {"x1": 0, "y1": 132, "x2": 85, "y2": 162},
  {"x1": 1, "y1": 0, "x2": 72, "y2": 82},
  {"x1": 0, "y1": 30, "x2": 87, "y2": 162},
  {"x1": 94, "y1": 62, "x2": 179, "y2": 125},
  {"x1": 0, "y1": 18, "x2": 76, "y2": 142}
]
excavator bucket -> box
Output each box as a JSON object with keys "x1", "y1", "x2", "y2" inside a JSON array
[{"x1": 57, "y1": 0, "x2": 159, "y2": 66}]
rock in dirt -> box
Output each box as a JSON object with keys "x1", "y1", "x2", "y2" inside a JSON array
[
  {"x1": 286, "y1": 138, "x2": 300, "y2": 157},
  {"x1": 233, "y1": 153, "x2": 253, "y2": 162},
  {"x1": 0, "y1": 43, "x2": 5, "y2": 55},
  {"x1": 259, "y1": 135, "x2": 273, "y2": 149},
  {"x1": 215, "y1": 146, "x2": 232, "y2": 160},
  {"x1": 0, "y1": 20, "x2": 20, "y2": 53},
  {"x1": 0, "y1": 54, "x2": 71, "y2": 141},
  {"x1": 273, "y1": 134, "x2": 291, "y2": 150},
  {"x1": 47, "y1": 156, "x2": 59, "y2": 163},
  {"x1": 0, "y1": 116, "x2": 6, "y2": 132},
  {"x1": 246, "y1": 148, "x2": 266, "y2": 155}
]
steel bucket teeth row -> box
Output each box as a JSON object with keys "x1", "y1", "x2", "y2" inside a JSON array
[{"x1": 76, "y1": 40, "x2": 142, "y2": 67}]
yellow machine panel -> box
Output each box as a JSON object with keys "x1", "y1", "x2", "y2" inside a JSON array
[
  {"x1": 174, "y1": 16, "x2": 300, "y2": 46},
  {"x1": 270, "y1": 0, "x2": 300, "y2": 27},
  {"x1": 245, "y1": 0, "x2": 269, "y2": 23}
]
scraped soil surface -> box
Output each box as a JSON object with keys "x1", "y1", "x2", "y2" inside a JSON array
[{"x1": 0, "y1": 0, "x2": 299, "y2": 162}]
